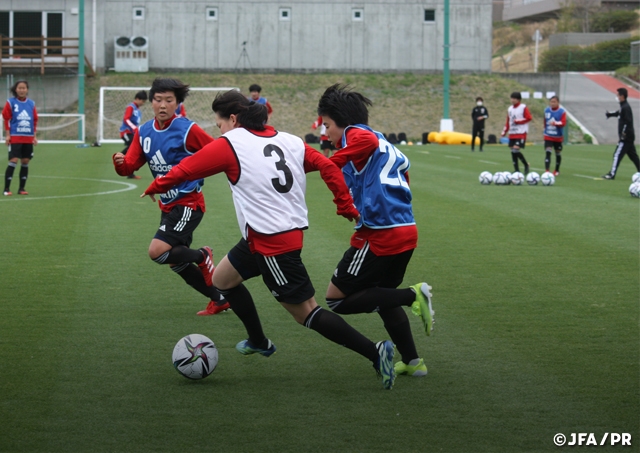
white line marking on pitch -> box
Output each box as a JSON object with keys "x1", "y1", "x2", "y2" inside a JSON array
[
  {"x1": 479, "y1": 160, "x2": 498, "y2": 165},
  {"x1": 0, "y1": 176, "x2": 138, "y2": 202},
  {"x1": 419, "y1": 151, "x2": 430, "y2": 154},
  {"x1": 445, "y1": 155, "x2": 461, "y2": 159},
  {"x1": 573, "y1": 174, "x2": 598, "y2": 180}
]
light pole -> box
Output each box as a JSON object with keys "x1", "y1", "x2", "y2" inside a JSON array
[{"x1": 440, "y1": 0, "x2": 453, "y2": 132}]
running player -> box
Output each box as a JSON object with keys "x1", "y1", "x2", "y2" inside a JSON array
[
  {"x1": 501, "y1": 92, "x2": 531, "y2": 174},
  {"x1": 543, "y1": 96, "x2": 566, "y2": 176},
  {"x1": 119, "y1": 90, "x2": 147, "y2": 180},
  {"x1": 471, "y1": 97, "x2": 488, "y2": 152},
  {"x1": 248, "y1": 84, "x2": 273, "y2": 121},
  {"x1": 3, "y1": 80, "x2": 37, "y2": 196},
  {"x1": 312, "y1": 115, "x2": 335, "y2": 157},
  {"x1": 602, "y1": 87, "x2": 639, "y2": 180},
  {"x1": 317, "y1": 84, "x2": 435, "y2": 378},
  {"x1": 112, "y1": 78, "x2": 228, "y2": 316},
  {"x1": 142, "y1": 90, "x2": 397, "y2": 389}
]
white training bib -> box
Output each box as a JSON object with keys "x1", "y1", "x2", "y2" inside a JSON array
[{"x1": 508, "y1": 103, "x2": 529, "y2": 136}]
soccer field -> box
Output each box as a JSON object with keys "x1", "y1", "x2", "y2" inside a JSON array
[{"x1": 0, "y1": 143, "x2": 638, "y2": 452}]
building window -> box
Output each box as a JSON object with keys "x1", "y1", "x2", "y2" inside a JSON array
[
  {"x1": 133, "y1": 7, "x2": 145, "y2": 20},
  {"x1": 279, "y1": 8, "x2": 291, "y2": 21},
  {"x1": 0, "y1": 11, "x2": 64, "y2": 57},
  {"x1": 424, "y1": 9, "x2": 435, "y2": 23},
  {"x1": 206, "y1": 7, "x2": 218, "y2": 21},
  {"x1": 352, "y1": 8, "x2": 364, "y2": 21}
]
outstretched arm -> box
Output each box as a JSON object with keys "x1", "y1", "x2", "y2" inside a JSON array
[
  {"x1": 303, "y1": 145, "x2": 359, "y2": 221},
  {"x1": 112, "y1": 129, "x2": 147, "y2": 175}
]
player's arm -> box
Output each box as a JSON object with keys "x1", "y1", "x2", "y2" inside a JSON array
[
  {"x1": 557, "y1": 111, "x2": 567, "y2": 128},
  {"x1": 185, "y1": 123, "x2": 214, "y2": 152},
  {"x1": 515, "y1": 107, "x2": 532, "y2": 124},
  {"x1": 3, "y1": 101, "x2": 11, "y2": 144},
  {"x1": 501, "y1": 114, "x2": 510, "y2": 136},
  {"x1": 112, "y1": 129, "x2": 147, "y2": 175},
  {"x1": 312, "y1": 116, "x2": 322, "y2": 130},
  {"x1": 32, "y1": 105, "x2": 38, "y2": 145},
  {"x1": 606, "y1": 109, "x2": 620, "y2": 119},
  {"x1": 266, "y1": 101, "x2": 273, "y2": 116},
  {"x1": 304, "y1": 144, "x2": 359, "y2": 221},
  {"x1": 329, "y1": 128, "x2": 378, "y2": 170},
  {"x1": 143, "y1": 138, "x2": 239, "y2": 199},
  {"x1": 122, "y1": 106, "x2": 137, "y2": 131}
]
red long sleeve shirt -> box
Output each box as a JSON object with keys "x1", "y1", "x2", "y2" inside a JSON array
[
  {"x1": 502, "y1": 103, "x2": 532, "y2": 140},
  {"x1": 113, "y1": 115, "x2": 214, "y2": 213},
  {"x1": 330, "y1": 127, "x2": 418, "y2": 256},
  {"x1": 144, "y1": 125, "x2": 358, "y2": 256},
  {"x1": 3, "y1": 99, "x2": 38, "y2": 144}
]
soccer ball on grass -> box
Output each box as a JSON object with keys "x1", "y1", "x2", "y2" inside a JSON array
[
  {"x1": 541, "y1": 172, "x2": 555, "y2": 186},
  {"x1": 172, "y1": 334, "x2": 218, "y2": 380},
  {"x1": 479, "y1": 171, "x2": 493, "y2": 185},
  {"x1": 526, "y1": 172, "x2": 541, "y2": 185}
]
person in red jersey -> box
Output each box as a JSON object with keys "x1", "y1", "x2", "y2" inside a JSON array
[
  {"x1": 3, "y1": 80, "x2": 37, "y2": 196},
  {"x1": 143, "y1": 90, "x2": 397, "y2": 389},
  {"x1": 175, "y1": 102, "x2": 186, "y2": 118},
  {"x1": 119, "y1": 90, "x2": 147, "y2": 180},
  {"x1": 113, "y1": 78, "x2": 228, "y2": 316},
  {"x1": 248, "y1": 84, "x2": 273, "y2": 122},
  {"x1": 501, "y1": 91, "x2": 532, "y2": 174},
  {"x1": 317, "y1": 84, "x2": 435, "y2": 379},
  {"x1": 312, "y1": 115, "x2": 335, "y2": 157}
]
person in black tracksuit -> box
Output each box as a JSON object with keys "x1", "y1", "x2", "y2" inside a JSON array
[
  {"x1": 602, "y1": 87, "x2": 639, "y2": 180},
  {"x1": 471, "y1": 97, "x2": 489, "y2": 152}
]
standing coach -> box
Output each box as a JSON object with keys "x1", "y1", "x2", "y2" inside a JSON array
[{"x1": 602, "y1": 87, "x2": 639, "y2": 180}]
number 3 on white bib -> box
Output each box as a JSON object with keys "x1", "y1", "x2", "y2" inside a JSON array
[{"x1": 379, "y1": 143, "x2": 409, "y2": 189}]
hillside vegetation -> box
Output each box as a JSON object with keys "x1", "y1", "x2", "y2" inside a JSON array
[{"x1": 86, "y1": 72, "x2": 562, "y2": 143}]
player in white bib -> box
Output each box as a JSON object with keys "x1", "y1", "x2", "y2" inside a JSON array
[
  {"x1": 143, "y1": 90, "x2": 397, "y2": 389},
  {"x1": 501, "y1": 92, "x2": 532, "y2": 174}
]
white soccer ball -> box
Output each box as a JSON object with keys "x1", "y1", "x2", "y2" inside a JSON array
[
  {"x1": 510, "y1": 172, "x2": 524, "y2": 185},
  {"x1": 502, "y1": 172, "x2": 512, "y2": 185},
  {"x1": 632, "y1": 173, "x2": 640, "y2": 183},
  {"x1": 172, "y1": 334, "x2": 218, "y2": 380},
  {"x1": 541, "y1": 172, "x2": 555, "y2": 186},
  {"x1": 629, "y1": 182, "x2": 640, "y2": 198},
  {"x1": 493, "y1": 172, "x2": 508, "y2": 185},
  {"x1": 526, "y1": 172, "x2": 541, "y2": 185},
  {"x1": 479, "y1": 171, "x2": 493, "y2": 185}
]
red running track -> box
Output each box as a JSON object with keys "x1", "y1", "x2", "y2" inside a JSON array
[{"x1": 582, "y1": 73, "x2": 640, "y2": 99}]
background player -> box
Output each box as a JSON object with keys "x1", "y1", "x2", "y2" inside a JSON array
[
  {"x1": 248, "y1": 84, "x2": 273, "y2": 122},
  {"x1": 3, "y1": 80, "x2": 37, "y2": 196},
  {"x1": 119, "y1": 90, "x2": 147, "y2": 180},
  {"x1": 142, "y1": 90, "x2": 397, "y2": 389},
  {"x1": 311, "y1": 115, "x2": 335, "y2": 157},
  {"x1": 543, "y1": 95, "x2": 566, "y2": 176},
  {"x1": 602, "y1": 87, "x2": 639, "y2": 180},
  {"x1": 176, "y1": 102, "x2": 186, "y2": 118},
  {"x1": 471, "y1": 96, "x2": 488, "y2": 152},
  {"x1": 317, "y1": 84, "x2": 435, "y2": 378},
  {"x1": 113, "y1": 78, "x2": 229, "y2": 316},
  {"x1": 501, "y1": 92, "x2": 531, "y2": 174}
]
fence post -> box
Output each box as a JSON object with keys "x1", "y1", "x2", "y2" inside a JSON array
[
  {"x1": 40, "y1": 36, "x2": 45, "y2": 75},
  {"x1": 567, "y1": 50, "x2": 571, "y2": 72}
]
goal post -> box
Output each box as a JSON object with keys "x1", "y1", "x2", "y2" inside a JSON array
[
  {"x1": 0, "y1": 113, "x2": 85, "y2": 144},
  {"x1": 98, "y1": 86, "x2": 240, "y2": 144}
]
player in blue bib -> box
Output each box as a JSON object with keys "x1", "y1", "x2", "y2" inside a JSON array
[
  {"x1": 543, "y1": 96, "x2": 566, "y2": 176},
  {"x1": 119, "y1": 90, "x2": 147, "y2": 179}
]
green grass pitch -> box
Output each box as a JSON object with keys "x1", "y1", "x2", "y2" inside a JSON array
[{"x1": 0, "y1": 142, "x2": 638, "y2": 452}]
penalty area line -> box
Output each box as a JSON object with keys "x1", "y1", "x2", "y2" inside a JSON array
[
  {"x1": 444, "y1": 155, "x2": 461, "y2": 159},
  {"x1": 573, "y1": 174, "x2": 600, "y2": 180},
  {"x1": 0, "y1": 175, "x2": 138, "y2": 202},
  {"x1": 478, "y1": 160, "x2": 498, "y2": 165}
]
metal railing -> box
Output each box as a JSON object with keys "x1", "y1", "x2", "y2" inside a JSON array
[{"x1": 0, "y1": 36, "x2": 80, "y2": 75}]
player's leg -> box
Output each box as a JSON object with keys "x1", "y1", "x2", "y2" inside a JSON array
[
  {"x1": 554, "y1": 142, "x2": 563, "y2": 175},
  {"x1": 510, "y1": 143, "x2": 520, "y2": 173},
  {"x1": 17, "y1": 146, "x2": 32, "y2": 194},
  {"x1": 471, "y1": 125, "x2": 477, "y2": 151},
  {"x1": 516, "y1": 140, "x2": 529, "y2": 173},
  {"x1": 625, "y1": 143, "x2": 640, "y2": 172},
  {"x1": 544, "y1": 141, "x2": 552, "y2": 172},
  {"x1": 479, "y1": 127, "x2": 485, "y2": 152},
  {"x1": 604, "y1": 141, "x2": 625, "y2": 179},
  {"x1": 4, "y1": 145, "x2": 21, "y2": 195},
  {"x1": 215, "y1": 239, "x2": 272, "y2": 353},
  {"x1": 149, "y1": 206, "x2": 221, "y2": 302}
]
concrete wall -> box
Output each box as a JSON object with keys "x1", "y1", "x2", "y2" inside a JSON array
[
  {"x1": 549, "y1": 33, "x2": 631, "y2": 48},
  {"x1": 1, "y1": 75, "x2": 78, "y2": 112},
  {"x1": 498, "y1": 72, "x2": 560, "y2": 95},
  {"x1": 0, "y1": 0, "x2": 492, "y2": 72}
]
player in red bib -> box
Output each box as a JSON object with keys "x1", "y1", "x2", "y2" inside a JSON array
[
  {"x1": 501, "y1": 92, "x2": 532, "y2": 174},
  {"x1": 143, "y1": 90, "x2": 398, "y2": 389},
  {"x1": 312, "y1": 115, "x2": 335, "y2": 157},
  {"x1": 318, "y1": 84, "x2": 435, "y2": 378}
]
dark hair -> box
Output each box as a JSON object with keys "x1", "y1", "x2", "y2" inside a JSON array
[
  {"x1": 10, "y1": 80, "x2": 29, "y2": 97},
  {"x1": 317, "y1": 84, "x2": 372, "y2": 128},
  {"x1": 549, "y1": 95, "x2": 559, "y2": 102},
  {"x1": 249, "y1": 84, "x2": 262, "y2": 93},
  {"x1": 510, "y1": 92, "x2": 522, "y2": 100},
  {"x1": 149, "y1": 78, "x2": 189, "y2": 104},
  {"x1": 476, "y1": 96, "x2": 483, "y2": 102},
  {"x1": 134, "y1": 90, "x2": 148, "y2": 101},
  {"x1": 212, "y1": 90, "x2": 267, "y2": 131},
  {"x1": 617, "y1": 87, "x2": 628, "y2": 99}
]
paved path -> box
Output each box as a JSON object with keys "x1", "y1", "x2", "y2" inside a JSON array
[{"x1": 559, "y1": 72, "x2": 640, "y2": 144}]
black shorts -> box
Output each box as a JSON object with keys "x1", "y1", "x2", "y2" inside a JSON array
[
  {"x1": 227, "y1": 238, "x2": 315, "y2": 304},
  {"x1": 508, "y1": 138, "x2": 525, "y2": 149},
  {"x1": 320, "y1": 139, "x2": 335, "y2": 151},
  {"x1": 8, "y1": 143, "x2": 34, "y2": 160},
  {"x1": 331, "y1": 242, "x2": 414, "y2": 296},
  {"x1": 154, "y1": 205, "x2": 204, "y2": 248},
  {"x1": 122, "y1": 133, "x2": 133, "y2": 154},
  {"x1": 544, "y1": 140, "x2": 563, "y2": 152}
]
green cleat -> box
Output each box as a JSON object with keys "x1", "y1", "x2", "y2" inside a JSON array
[
  {"x1": 395, "y1": 358, "x2": 428, "y2": 377},
  {"x1": 235, "y1": 339, "x2": 276, "y2": 357},
  {"x1": 411, "y1": 282, "x2": 435, "y2": 336}
]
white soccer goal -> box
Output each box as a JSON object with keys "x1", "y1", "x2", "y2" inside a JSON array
[
  {"x1": 0, "y1": 113, "x2": 85, "y2": 144},
  {"x1": 98, "y1": 86, "x2": 239, "y2": 144}
]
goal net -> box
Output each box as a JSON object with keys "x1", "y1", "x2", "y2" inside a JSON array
[
  {"x1": 98, "y1": 86, "x2": 239, "y2": 144},
  {"x1": 0, "y1": 113, "x2": 85, "y2": 144}
]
